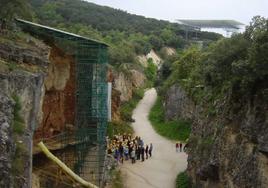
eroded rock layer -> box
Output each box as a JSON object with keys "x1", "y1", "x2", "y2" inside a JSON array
[
  {"x1": 164, "y1": 84, "x2": 268, "y2": 188},
  {"x1": 34, "y1": 45, "x2": 76, "y2": 139}
]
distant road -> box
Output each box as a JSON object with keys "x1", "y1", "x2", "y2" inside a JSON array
[{"x1": 120, "y1": 88, "x2": 188, "y2": 188}]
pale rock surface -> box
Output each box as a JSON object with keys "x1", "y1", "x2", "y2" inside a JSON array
[{"x1": 146, "y1": 50, "x2": 162, "y2": 68}]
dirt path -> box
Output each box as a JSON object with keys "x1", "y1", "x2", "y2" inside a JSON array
[{"x1": 120, "y1": 88, "x2": 187, "y2": 188}]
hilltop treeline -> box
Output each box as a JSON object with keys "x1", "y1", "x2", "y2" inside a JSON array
[
  {"x1": 160, "y1": 16, "x2": 268, "y2": 104},
  {"x1": 29, "y1": 0, "x2": 222, "y2": 64},
  {"x1": 1, "y1": 0, "x2": 221, "y2": 66}
]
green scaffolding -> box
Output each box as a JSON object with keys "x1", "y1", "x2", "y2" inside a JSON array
[
  {"x1": 74, "y1": 40, "x2": 108, "y2": 186},
  {"x1": 17, "y1": 19, "x2": 108, "y2": 187}
]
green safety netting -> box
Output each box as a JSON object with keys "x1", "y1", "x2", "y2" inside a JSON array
[{"x1": 17, "y1": 19, "x2": 108, "y2": 187}]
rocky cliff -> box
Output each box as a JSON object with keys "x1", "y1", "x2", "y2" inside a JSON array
[
  {"x1": 137, "y1": 49, "x2": 163, "y2": 69},
  {"x1": 0, "y1": 31, "x2": 147, "y2": 187},
  {"x1": 0, "y1": 34, "x2": 49, "y2": 188},
  {"x1": 164, "y1": 84, "x2": 268, "y2": 188},
  {"x1": 108, "y1": 67, "x2": 146, "y2": 121}
]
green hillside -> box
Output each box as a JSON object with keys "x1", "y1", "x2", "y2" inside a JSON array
[
  {"x1": 1, "y1": 0, "x2": 222, "y2": 66},
  {"x1": 29, "y1": 0, "x2": 221, "y2": 52}
]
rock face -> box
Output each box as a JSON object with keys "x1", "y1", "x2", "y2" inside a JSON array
[
  {"x1": 0, "y1": 37, "x2": 49, "y2": 69},
  {"x1": 34, "y1": 45, "x2": 76, "y2": 139},
  {"x1": 137, "y1": 55, "x2": 148, "y2": 68},
  {"x1": 164, "y1": 84, "x2": 268, "y2": 188},
  {"x1": 146, "y1": 49, "x2": 162, "y2": 68},
  {"x1": 0, "y1": 36, "x2": 48, "y2": 188},
  {"x1": 109, "y1": 67, "x2": 146, "y2": 121},
  {"x1": 112, "y1": 69, "x2": 146, "y2": 102},
  {"x1": 0, "y1": 93, "x2": 15, "y2": 188},
  {"x1": 0, "y1": 71, "x2": 46, "y2": 188},
  {"x1": 0, "y1": 33, "x2": 147, "y2": 187},
  {"x1": 164, "y1": 84, "x2": 195, "y2": 121},
  {"x1": 162, "y1": 47, "x2": 176, "y2": 56}
]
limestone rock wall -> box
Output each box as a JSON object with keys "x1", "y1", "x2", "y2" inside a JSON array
[
  {"x1": 146, "y1": 49, "x2": 162, "y2": 68},
  {"x1": 34, "y1": 45, "x2": 76, "y2": 139},
  {"x1": 0, "y1": 33, "x2": 147, "y2": 187},
  {"x1": 164, "y1": 84, "x2": 268, "y2": 188},
  {"x1": 137, "y1": 55, "x2": 148, "y2": 68},
  {"x1": 109, "y1": 67, "x2": 146, "y2": 121},
  {"x1": 113, "y1": 69, "x2": 146, "y2": 102},
  {"x1": 0, "y1": 36, "x2": 48, "y2": 188},
  {"x1": 0, "y1": 71, "x2": 46, "y2": 188},
  {"x1": 0, "y1": 92, "x2": 15, "y2": 188}
]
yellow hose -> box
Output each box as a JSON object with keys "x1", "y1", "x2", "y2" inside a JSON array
[{"x1": 37, "y1": 141, "x2": 99, "y2": 188}]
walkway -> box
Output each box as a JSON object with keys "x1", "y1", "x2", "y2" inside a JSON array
[{"x1": 120, "y1": 88, "x2": 187, "y2": 188}]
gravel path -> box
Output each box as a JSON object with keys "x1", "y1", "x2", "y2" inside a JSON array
[{"x1": 120, "y1": 88, "x2": 188, "y2": 188}]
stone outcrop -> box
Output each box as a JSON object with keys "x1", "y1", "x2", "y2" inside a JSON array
[
  {"x1": 112, "y1": 68, "x2": 146, "y2": 103},
  {"x1": 137, "y1": 55, "x2": 148, "y2": 68},
  {"x1": 161, "y1": 47, "x2": 176, "y2": 56},
  {"x1": 146, "y1": 49, "x2": 162, "y2": 68},
  {"x1": 0, "y1": 37, "x2": 49, "y2": 69},
  {"x1": 0, "y1": 35, "x2": 48, "y2": 188},
  {"x1": 109, "y1": 67, "x2": 146, "y2": 121},
  {"x1": 164, "y1": 84, "x2": 268, "y2": 188},
  {"x1": 0, "y1": 32, "x2": 147, "y2": 187},
  {"x1": 0, "y1": 71, "x2": 46, "y2": 188},
  {"x1": 34, "y1": 45, "x2": 76, "y2": 139},
  {"x1": 0, "y1": 93, "x2": 15, "y2": 188},
  {"x1": 137, "y1": 48, "x2": 175, "y2": 68},
  {"x1": 164, "y1": 84, "x2": 195, "y2": 121}
]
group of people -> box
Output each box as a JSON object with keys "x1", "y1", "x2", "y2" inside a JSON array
[
  {"x1": 107, "y1": 133, "x2": 153, "y2": 164},
  {"x1": 175, "y1": 142, "x2": 183, "y2": 152},
  {"x1": 176, "y1": 142, "x2": 188, "y2": 152}
]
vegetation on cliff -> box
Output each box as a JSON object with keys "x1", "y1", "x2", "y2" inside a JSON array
[
  {"x1": 107, "y1": 88, "x2": 145, "y2": 137},
  {"x1": 11, "y1": 95, "x2": 28, "y2": 184},
  {"x1": 0, "y1": 0, "x2": 32, "y2": 25},
  {"x1": 145, "y1": 58, "x2": 158, "y2": 86},
  {"x1": 0, "y1": 0, "x2": 217, "y2": 68},
  {"x1": 159, "y1": 16, "x2": 268, "y2": 187},
  {"x1": 176, "y1": 171, "x2": 190, "y2": 188},
  {"x1": 160, "y1": 16, "x2": 268, "y2": 106},
  {"x1": 12, "y1": 95, "x2": 24, "y2": 135},
  {"x1": 149, "y1": 97, "x2": 191, "y2": 141},
  {"x1": 29, "y1": 0, "x2": 188, "y2": 65}
]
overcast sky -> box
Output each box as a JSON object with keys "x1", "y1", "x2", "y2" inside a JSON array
[{"x1": 86, "y1": 0, "x2": 268, "y2": 25}]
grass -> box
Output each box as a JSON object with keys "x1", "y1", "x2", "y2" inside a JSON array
[
  {"x1": 176, "y1": 171, "x2": 190, "y2": 188},
  {"x1": 107, "y1": 121, "x2": 134, "y2": 138},
  {"x1": 149, "y1": 97, "x2": 191, "y2": 141},
  {"x1": 110, "y1": 169, "x2": 124, "y2": 188},
  {"x1": 120, "y1": 88, "x2": 145, "y2": 122},
  {"x1": 11, "y1": 142, "x2": 27, "y2": 176},
  {"x1": 107, "y1": 88, "x2": 145, "y2": 138}
]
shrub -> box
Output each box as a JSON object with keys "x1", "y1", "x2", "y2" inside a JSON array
[
  {"x1": 11, "y1": 142, "x2": 28, "y2": 175},
  {"x1": 176, "y1": 171, "x2": 190, "y2": 188},
  {"x1": 149, "y1": 97, "x2": 191, "y2": 141},
  {"x1": 107, "y1": 121, "x2": 133, "y2": 138},
  {"x1": 144, "y1": 58, "x2": 157, "y2": 83},
  {"x1": 12, "y1": 95, "x2": 25, "y2": 135}
]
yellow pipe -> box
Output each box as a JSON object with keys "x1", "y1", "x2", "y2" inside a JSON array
[{"x1": 37, "y1": 141, "x2": 99, "y2": 188}]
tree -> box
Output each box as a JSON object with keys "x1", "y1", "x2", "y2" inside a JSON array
[
  {"x1": 149, "y1": 35, "x2": 164, "y2": 51},
  {"x1": 244, "y1": 16, "x2": 268, "y2": 41},
  {"x1": 0, "y1": 0, "x2": 32, "y2": 24},
  {"x1": 108, "y1": 41, "x2": 136, "y2": 65}
]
